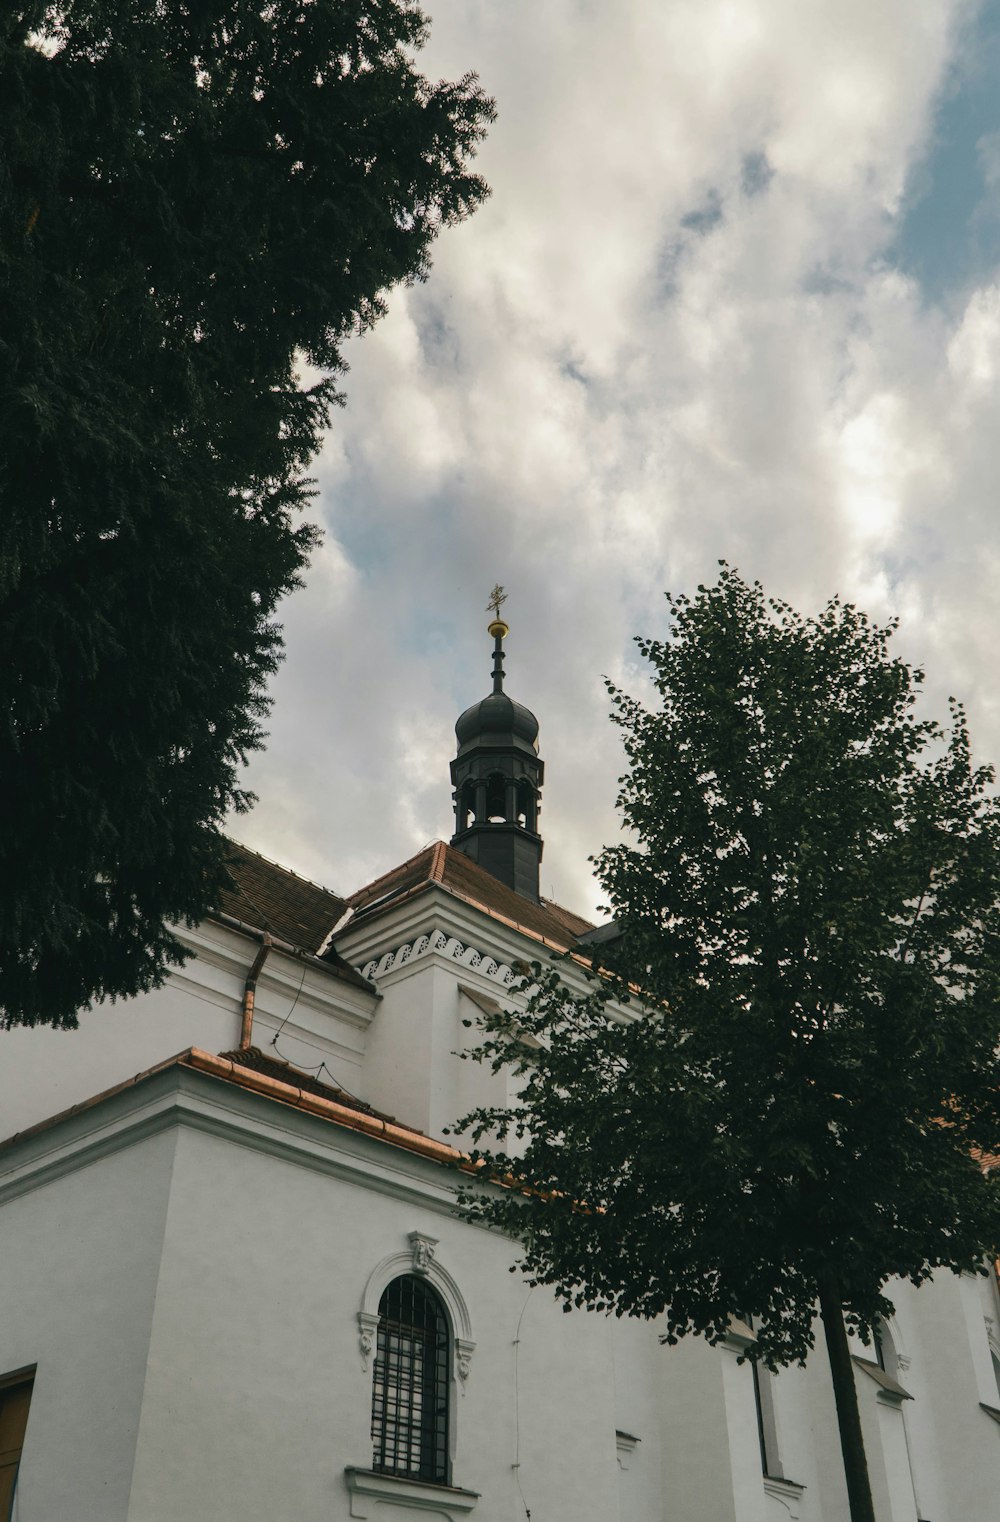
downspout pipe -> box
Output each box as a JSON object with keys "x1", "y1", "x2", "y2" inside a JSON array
[{"x1": 239, "y1": 933, "x2": 272, "y2": 1050}]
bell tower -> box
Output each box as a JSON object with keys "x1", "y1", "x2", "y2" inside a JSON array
[{"x1": 450, "y1": 589, "x2": 544, "y2": 901}]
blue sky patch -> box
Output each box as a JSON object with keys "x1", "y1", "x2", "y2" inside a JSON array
[{"x1": 893, "y1": 4, "x2": 1000, "y2": 306}]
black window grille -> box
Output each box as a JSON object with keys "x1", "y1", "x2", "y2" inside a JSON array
[{"x1": 371, "y1": 1275, "x2": 450, "y2": 1484}]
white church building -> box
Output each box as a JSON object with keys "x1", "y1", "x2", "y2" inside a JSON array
[{"x1": 2, "y1": 618, "x2": 1000, "y2": 1522}]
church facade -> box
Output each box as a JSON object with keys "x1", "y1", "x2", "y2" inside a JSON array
[{"x1": 2, "y1": 619, "x2": 1000, "y2": 1521}]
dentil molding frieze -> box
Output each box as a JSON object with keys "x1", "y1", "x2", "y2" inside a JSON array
[{"x1": 359, "y1": 928, "x2": 524, "y2": 991}]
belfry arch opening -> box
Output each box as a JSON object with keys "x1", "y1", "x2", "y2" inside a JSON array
[
  {"x1": 485, "y1": 773, "x2": 507, "y2": 823},
  {"x1": 516, "y1": 779, "x2": 537, "y2": 832}
]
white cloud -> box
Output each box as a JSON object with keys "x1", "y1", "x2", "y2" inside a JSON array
[
  {"x1": 237, "y1": 0, "x2": 1000, "y2": 922},
  {"x1": 947, "y1": 282, "x2": 1000, "y2": 386}
]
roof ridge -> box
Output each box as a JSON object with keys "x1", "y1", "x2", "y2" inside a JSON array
[
  {"x1": 441, "y1": 843, "x2": 594, "y2": 929},
  {"x1": 430, "y1": 840, "x2": 448, "y2": 882},
  {"x1": 373, "y1": 870, "x2": 591, "y2": 956},
  {"x1": 440, "y1": 883, "x2": 579, "y2": 948},
  {"x1": 348, "y1": 842, "x2": 439, "y2": 904},
  {"x1": 538, "y1": 897, "x2": 595, "y2": 929}
]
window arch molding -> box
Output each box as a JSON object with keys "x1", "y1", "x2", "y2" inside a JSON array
[
  {"x1": 358, "y1": 1233, "x2": 476, "y2": 1392},
  {"x1": 873, "y1": 1311, "x2": 910, "y2": 1379}
]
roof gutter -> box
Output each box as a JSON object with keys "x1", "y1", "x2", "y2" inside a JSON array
[
  {"x1": 211, "y1": 910, "x2": 312, "y2": 961},
  {"x1": 206, "y1": 909, "x2": 378, "y2": 996},
  {"x1": 183, "y1": 1048, "x2": 478, "y2": 1173},
  {"x1": 0, "y1": 1047, "x2": 468, "y2": 1167}
]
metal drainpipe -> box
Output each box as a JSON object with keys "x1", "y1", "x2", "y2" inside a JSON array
[{"x1": 239, "y1": 933, "x2": 273, "y2": 1050}]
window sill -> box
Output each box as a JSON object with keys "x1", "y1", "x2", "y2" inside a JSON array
[
  {"x1": 344, "y1": 1467, "x2": 480, "y2": 1519},
  {"x1": 722, "y1": 1316, "x2": 756, "y2": 1353},
  {"x1": 852, "y1": 1355, "x2": 913, "y2": 1406}
]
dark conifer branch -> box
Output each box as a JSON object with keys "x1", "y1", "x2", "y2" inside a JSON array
[{"x1": 0, "y1": 0, "x2": 494, "y2": 1027}]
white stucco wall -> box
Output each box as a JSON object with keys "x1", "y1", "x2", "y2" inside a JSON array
[
  {"x1": 0, "y1": 1123, "x2": 178, "y2": 1522},
  {"x1": 0, "y1": 919, "x2": 376, "y2": 1143},
  {"x1": 869, "y1": 1271, "x2": 1000, "y2": 1522},
  {"x1": 0, "y1": 1058, "x2": 625, "y2": 1521},
  {"x1": 3, "y1": 1057, "x2": 1000, "y2": 1522},
  {"x1": 5, "y1": 884, "x2": 1000, "y2": 1522}
]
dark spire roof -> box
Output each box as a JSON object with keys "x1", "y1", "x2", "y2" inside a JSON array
[
  {"x1": 454, "y1": 616, "x2": 540, "y2": 754},
  {"x1": 454, "y1": 692, "x2": 540, "y2": 753},
  {"x1": 450, "y1": 605, "x2": 545, "y2": 901}
]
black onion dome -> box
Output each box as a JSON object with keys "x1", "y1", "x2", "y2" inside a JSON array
[{"x1": 455, "y1": 691, "x2": 540, "y2": 754}]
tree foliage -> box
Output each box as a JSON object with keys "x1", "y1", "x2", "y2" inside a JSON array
[
  {"x1": 459, "y1": 567, "x2": 1000, "y2": 1373},
  {"x1": 0, "y1": 1, "x2": 493, "y2": 1027}
]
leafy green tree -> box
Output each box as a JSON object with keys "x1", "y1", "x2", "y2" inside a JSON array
[
  {"x1": 0, "y1": 1, "x2": 493, "y2": 1027},
  {"x1": 458, "y1": 567, "x2": 1000, "y2": 1522}
]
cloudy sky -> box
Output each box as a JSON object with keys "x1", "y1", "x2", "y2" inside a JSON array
[{"x1": 233, "y1": 0, "x2": 1000, "y2": 923}]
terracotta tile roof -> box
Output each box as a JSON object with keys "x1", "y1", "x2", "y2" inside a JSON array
[
  {"x1": 218, "y1": 1046, "x2": 389, "y2": 1119},
  {"x1": 213, "y1": 840, "x2": 372, "y2": 992},
  {"x1": 190, "y1": 1050, "x2": 458, "y2": 1160},
  {"x1": 347, "y1": 840, "x2": 595, "y2": 951},
  {"x1": 217, "y1": 839, "x2": 347, "y2": 951}
]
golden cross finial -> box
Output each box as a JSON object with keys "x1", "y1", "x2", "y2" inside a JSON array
[{"x1": 486, "y1": 584, "x2": 507, "y2": 618}]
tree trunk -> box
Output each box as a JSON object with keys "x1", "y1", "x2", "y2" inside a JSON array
[{"x1": 816, "y1": 1268, "x2": 876, "y2": 1522}]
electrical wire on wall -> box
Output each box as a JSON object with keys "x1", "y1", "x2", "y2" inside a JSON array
[
  {"x1": 512, "y1": 1285, "x2": 534, "y2": 1520},
  {"x1": 268, "y1": 959, "x2": 307, "y2": 1045},
  {"x1": 264, "y1": 959, "x2": 371, "y2": 1107}
]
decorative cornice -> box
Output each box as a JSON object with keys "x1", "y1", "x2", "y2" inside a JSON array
[
  {"x1": 339, "y1": 883, "x2": 554, "y2": 969},
  {"x1": 359, "y1": 928, "x2": 524, "y2": 992},
  {"x1": 0, "y1": 1065, "x2": 476, "y2": 1224}
]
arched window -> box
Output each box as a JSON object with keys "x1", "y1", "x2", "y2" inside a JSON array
[
  {"x1": 371, "y1": 1275, "x2": 450, "y2": 1484},
  {"x1": 752, "y1": 1361, "x2": 782, "y2": 1478},
  {"x1": 874, "y1": 1317, "x2": 898, "y2": 1380}
]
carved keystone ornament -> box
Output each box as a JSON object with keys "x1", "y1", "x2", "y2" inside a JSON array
[{"x1": 408, "y1": 1231, "x2": 438, "y2": 1275}]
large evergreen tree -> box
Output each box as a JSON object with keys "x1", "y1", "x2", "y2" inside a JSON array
[
  {"x1": 0, "y1": 1, "x2": 493, "y2": 1027},
  {"x1": 458, "y1": 568, "x2": 1000, "y2": 1522}
]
